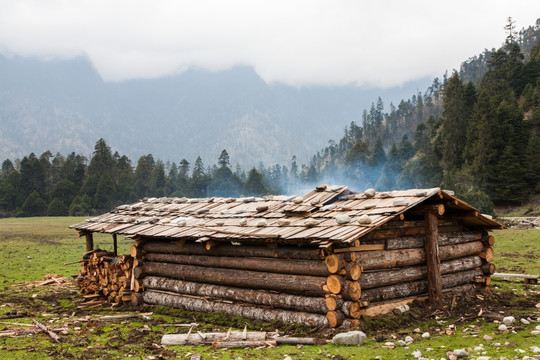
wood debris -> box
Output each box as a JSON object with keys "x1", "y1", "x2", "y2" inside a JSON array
[
  {"x1": 161, "y1": 330, "x2": 315, "y2": 347},
  {"x1": 33, "y1": 319, "x2": 60, "y2": 343}
]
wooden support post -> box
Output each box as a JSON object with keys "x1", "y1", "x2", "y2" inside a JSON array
[
  {"x1": 424, "y1": 209, "x2": 442, "y2": 305},
  {"x1": 85, "y1": 232, "x2": 94, "y2": 252},
  {"x1": 113, "y1": 234, "x2": 118, "y2": 256}
]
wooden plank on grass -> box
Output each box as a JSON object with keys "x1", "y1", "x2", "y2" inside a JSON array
[{"x1": 492, "y1": 273, "x2": 539, "y2": 284}]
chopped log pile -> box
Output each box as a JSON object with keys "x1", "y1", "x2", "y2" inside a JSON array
[
  {"x1": 71, "y1": 185, "x2": 503, "y2": 328},
  {"x1": 76, "y1": 249, "x2": 138, "y2": 305}
]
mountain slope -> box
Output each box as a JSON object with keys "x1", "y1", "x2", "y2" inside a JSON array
[{"x1": 0, "y1": 54, "x2": 431, "y2": 166}]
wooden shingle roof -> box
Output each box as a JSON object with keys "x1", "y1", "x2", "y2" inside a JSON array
[{"x1": 70, "y1": 185, "x2": 502, "y2": 247}]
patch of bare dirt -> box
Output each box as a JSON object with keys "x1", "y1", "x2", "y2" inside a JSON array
[{"x1": 0, "y1": 232, "x2": 62, "y2": 245}]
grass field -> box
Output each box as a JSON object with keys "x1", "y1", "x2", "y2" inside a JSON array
[
  {"x1": 491, "y1": 228, "x2": 540, "y2": 275},
  {"x1": 0, "y1": 217, "x2": 132, "y2": 284},
  {"x1": 0, "y1": 217, "x2": 539, "y2": 359}
]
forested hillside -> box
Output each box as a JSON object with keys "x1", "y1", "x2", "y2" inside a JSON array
[
  {"x1": 306, "y1": 21, "x2": 540, "y2": 213},
  {"x1": 1, "y1": 20, "x2": 539, "y2": 217}
]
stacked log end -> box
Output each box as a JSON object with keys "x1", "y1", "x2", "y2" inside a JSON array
[
  {"x1": 76, "y1": 249, "x2": 140, "y2": 305},
  {"x1": 320, "y1": 224, "x2": 496, "y2": 322}
]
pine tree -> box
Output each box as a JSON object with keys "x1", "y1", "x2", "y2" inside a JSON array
[
  {"x1": 244, "y1": 168, "x2": 267, "y2": 196},
  {"x1": 39, "y1": 150, "x2": 53, "y2": 202},
  {"x1": 19, "y1": 153, "x2": 47, "y2": 203},
  {"x1": 1, "y1": 159, "x2": 15, "y2": 177},
  {"x1": 134, "y1": 154, "x2": 155, "y2": 198},
  {"x1": 114, "y1": 155, "x2": 134, "y2": 202},
  {"x1": 94, "y1": 173, "x2": 116, "y2": 211},
  {"x1": 51, "y1": 179, "x2": 77, "y2": 209},
  {"x1": 218, "y1": 149, "x2": 230, "y2": 168},
  {"x1": 492, "y1": 145, "x2": 529, "y2": 203},
  {"x1": 69, "y1": 195, "x2": 92, "y2": 216},
  {"x1": 191, "y1": 156, "x2": 209, "y2": 197},
  {"x1": 305, "y1": 165, "x2": 318, "y2": 183},
  {"x1": 376, "y1": 144, "x2": 401, "y2": 190},
  {"x1": 192, "y1": 156, "x2": 205, "y2": 179},
  {"x1": 87, "y1": 138, "x2": 114, "y2": 176},
  {"x1": 151, "y1": 161, "x2": 166, "y2": 196},
  {"x1": 0, "y1": 181, "x2": 17, "y2": 212},
  {"x1": 525, "y1": 135, "x2": 540, "y2": 191},
  {"x1": 21, "y1": 191, "x2": 46, "y2": 216},
  {"x1": 438, "y1": 72, "x2": 474, "y2": 170},
  {"x1": 82, "y1": 139, "x2": 114, "y2": 200},
  {"x1": 47, "y1": 198, "x2": 68, "y2": 216},
  {"x1": 397, "y1": 135, "x2": 415, "y2": 163},
  {"x1": 370, "y1": 139, "x2": 386, "y2": 165},
  {"x1": 290, "y1": 155, "x2": 298, "y2": 183}
]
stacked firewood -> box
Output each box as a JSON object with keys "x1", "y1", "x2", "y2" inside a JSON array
[
  {"x1": 131, "y1": 224, "x2": 494, "y2": 328},
  {"x1": 77, "y1": 249, "x2": 137, "y2": 304}
]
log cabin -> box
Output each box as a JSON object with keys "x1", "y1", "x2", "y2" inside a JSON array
[{"x1": 70, "y1": 185, "x2": 502, "y2": 328}]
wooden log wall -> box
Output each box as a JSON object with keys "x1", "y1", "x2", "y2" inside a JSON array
[
  {"x1": 131, "y1": 222, "x2": 494, "y2": 328},
  {"x1": 137, "y1": 241, "x2": 341, "y2": 326}
]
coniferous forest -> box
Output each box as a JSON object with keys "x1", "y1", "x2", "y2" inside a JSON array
[{"x1": 1, "y1": 20, "x2": 539, "y2": 217}]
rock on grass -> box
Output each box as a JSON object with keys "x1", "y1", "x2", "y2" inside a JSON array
[{"x1": 331, "y1": 331, "x2": 366, "y2": 345}]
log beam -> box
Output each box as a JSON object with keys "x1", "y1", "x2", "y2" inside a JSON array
[
  {"x1": 359, "y1": 256, "x2": 482, "y2": 289},
  {"x1": 371, "y1": 224, "x2": 465, "y2": 240},
  {"x1": 479, "y1": 247, "x2": 494, "y2": 263},
  {"x1": 481, "y1": 262, "x2": 496, "y2": 275},
  {"x1": 325, "y1": 310, "x2": 345, "y2": 328},
  {"x1": 142, "y1": 241, "x2": 323, "y2": 260},
  {"x1": 324, "y1": 254, "x2": 343, "y2": 273},
  {"x1": 144, "y1": 252, "x2": 330, "y2": 277},
  {"x1": 113, "y1": 234, "x2": 118, "y2": 256},
  {"x1": 385, "y1": 232, "x2": 483, "y2": 250},
  {"x1": 424, "y1": 209, "x2": 442, "y2": 305},
  {"x1": 162, "y1": 331, "x2": 266, "y2": 345},
  {"x1": 137, "y1": 262, "x2": 328, "y2": 297},
  {"x1": 324, "y1": 295, "x2": 343, "y2": 311},
  {"x1": 143, "y1": 290, "x2": 329, "y2": 327},
  {"x1": 85, "y1": 232, "x2": 94, "y2": 252},
  {"x1": 406, "y1": 204, "x2": 445, "y2": 217},
  {"x1": 361, "y1": 269, "x2": 482, "y2": 303},
  {"x1": 354, "y1": 241, "x2": 484, "y2": 270},
  {"x1": 357, "y1": 283, "x2": 476, "y2": 317},
  {"x1": 143, "y1": 276, "x2": 330, "y2": 314}
]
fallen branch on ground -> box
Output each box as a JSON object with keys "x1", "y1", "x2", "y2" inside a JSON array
[
  {"x1": 162, "y1": 331, "x2": 316, "y2": 346},
  {"x1": 33, "y1": 319, "x2": 60, "y2": 343}
]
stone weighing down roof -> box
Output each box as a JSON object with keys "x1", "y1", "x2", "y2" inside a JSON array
[{"x1": 70, "y1": 185, "x2": 502, "y2": 248}]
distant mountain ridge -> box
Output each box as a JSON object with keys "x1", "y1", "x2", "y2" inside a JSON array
[{"x1": 0, "y1": 53, "x2": 431, "y2": 167}]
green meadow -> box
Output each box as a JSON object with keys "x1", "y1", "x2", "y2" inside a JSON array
[{"x1": 0, "y1": 217, "x2": 538, "y2": 359}]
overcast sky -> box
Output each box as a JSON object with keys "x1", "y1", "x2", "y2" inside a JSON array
[{"x1": 0, "y1": 1, "x2": 538, "y2": 88}]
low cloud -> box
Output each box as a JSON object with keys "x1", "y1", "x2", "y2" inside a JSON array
[{"x1": 0, "y1": 0, "x2": 537, "y2": 87}]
